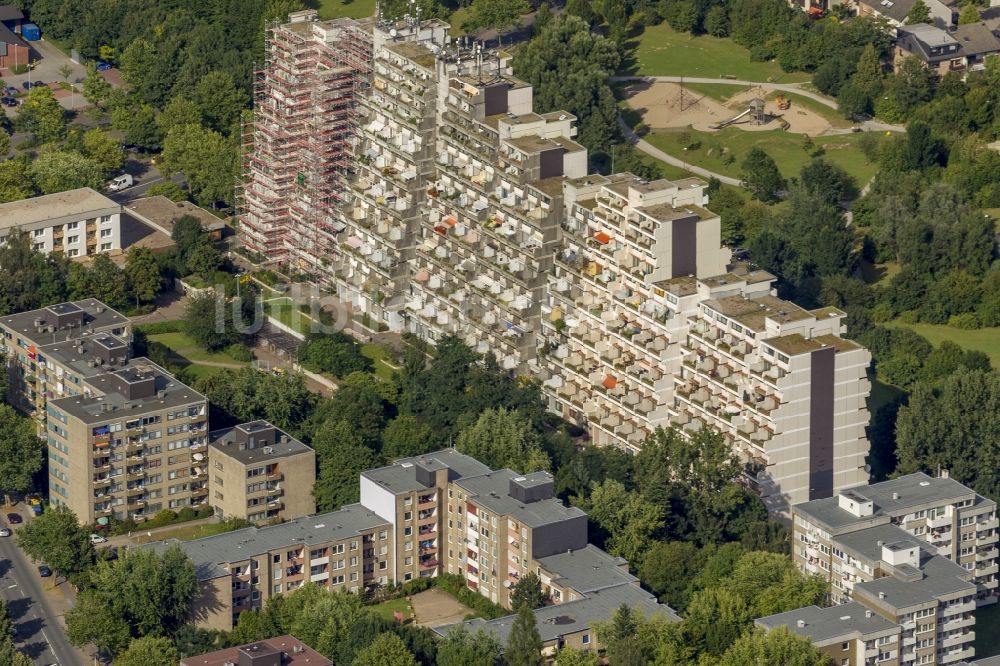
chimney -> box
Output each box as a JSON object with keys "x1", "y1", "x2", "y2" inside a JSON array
[
  {"x1": 865, "y1": 610, "x2": 873, "y2": 618},
  {"x1": 878, "y1": 592, "x2": 886, "y2": 600},
  {"x1": 892, "y1": 492, "x2": 899, "y2": 500}
]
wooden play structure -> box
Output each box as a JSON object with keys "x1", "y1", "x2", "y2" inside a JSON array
[{"x1": 775, "y1": 95, "x2": 791, "y2": 110}]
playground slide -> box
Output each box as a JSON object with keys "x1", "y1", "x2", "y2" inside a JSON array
[{"x1": 711, "y1": 107, "x2": 753, "y2": 129}]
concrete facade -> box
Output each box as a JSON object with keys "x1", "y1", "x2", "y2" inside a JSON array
[{"x1": 0, "y1": 188, "x2": 122, "y2": 258}]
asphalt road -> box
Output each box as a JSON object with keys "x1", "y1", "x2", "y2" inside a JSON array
[
  {"x1": 107, "y1": 169, "x2": 186, "y2": 205},
  {"x1": 0, "y1": 522, "x2": 84, "y2": 666}
]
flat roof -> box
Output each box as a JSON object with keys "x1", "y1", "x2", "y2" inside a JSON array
[
  {"x1": 124, "y1": 196, "x2": 225, "y2": 233},
  {"x1": 536, "y1": 545, "x2": 637, "y2": 594},
  {"x1": 854, "y1": 554, "x2": 974, "y2": 611},
  {"x1": 653, "y1": 275, "x2": 698, "y2": 297},
  {"x1": 49, "y1": 358, "x2": 205, "y2": 423},
  {"x1": 436, "y1": 584, "x2": 677, "y2": 645},
  {"x1": 795, "y1": 473, "x2": 983, "y2": 531},
  {"x1": 834, "y1": 523, "x2": 924, "y2": 564},
  {"x1": 209, "y1": 422, "x2": 313, "y2": 465},
  {"x1": 361, "y1": 449, "x2": 492, "y2": 494},
  {"x1": 385, "y1": 39, "x2": 436, "y2": 68},
  {"x1": 756, "y1": 602, "x2": 898, "y2": 644},
  {"x1": 455, "y1": 469, "x2": 587, "y2": 528},
  {"x1": 0, "y1": 299, "x2": 129, "y2": 346},
  {"x1": 146, "y1": 504, "x2": 390, "y2": 581},
  {"x1": 180, "y1": 635, "x2": 331, "y2": 666},
  {"x1": 702, "y1": 294, "x2": 811, "y2": 332},
  {"x1": 0, "y1": 188, "x2": 119, "y2": 229}
]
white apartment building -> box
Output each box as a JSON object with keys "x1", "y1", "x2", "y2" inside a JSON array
[
  {"x1": 0, "y1": 188, "x2": 122, "y2": 257},
  {"x1": 239, "y1": 12, "x2": 874, "y2": 515},
  {"x1": 772, "y1": 473, "x2": 999, "y2": 664}
]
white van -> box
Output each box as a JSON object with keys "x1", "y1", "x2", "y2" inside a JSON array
[{"x1": 107, "y1": 174, "x2": 133, "y2": 192}]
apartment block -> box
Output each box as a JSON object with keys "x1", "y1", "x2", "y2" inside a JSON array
[
  {"x1": 208, "y1": 420, "x2": 316, "y2": 524},
  {"x1": 0, "y1": 300, "x2": 209, "y2": 524},
  {"x1": 765, "y1": 473, "x2": 1000, "y2": 665},
  {"x1": 158, "y1": 448, "x2": 677, "y2": 646},
  {"x1": 0, "y1": 188, "x2": 122, "y2": 258},
  {"x1": 756, "y1": 602, "x2": 902, "y2": 666},
  {"x1": 152, "y1": 505, "x2": 392, "y2": 631},
  {"x1": 237, "y1": 10, "x2": 372, "y2": 269},
  {"x1": 239, "y1": 11, "x2": 874, "y2": 516}
]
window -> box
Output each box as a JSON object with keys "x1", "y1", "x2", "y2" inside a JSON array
[
  {"x1": 100, "y1": 243, "x2": 112, "y2": 251},
  {"x1": 67, "y1": 235, "x2": 79, "y2": 244},
  {"x1": 33, "y1": 229, "x2": 45, "y2": 237},
  {"x1": 67, "y1": 249, "x2": 79, "y2": 257},
  {"x1": 100, "y1": 229, "x2": 112, "y2": 237},
  {"x1": 403, "y1": 527, "x2": 412, "y2": 536},
  {"x1": 581, "y1": 634, "x2": 590, "y2": 645},
  {"x1": 841, "y1": 642, "x2": 849, "y2": 651}
]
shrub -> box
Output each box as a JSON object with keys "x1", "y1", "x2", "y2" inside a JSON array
[
  {"x1": 948, "y1": 313, "x2": 980, "y2": 330},
  {"x1": 225, "y1": 343, "x2": 253, "y2": 362},
  {"x1": 870, "y1": 302, "x2": 895, "y2": 323},
  {"x1": 436, "y1": 574, "x2": 509, "y2": 619},
  {"x1": 898, "y1": 310, "x2": 920, "y2": 324},
  {"x1": 137, "y1": 320, "x2": 184, "y2": 335}
]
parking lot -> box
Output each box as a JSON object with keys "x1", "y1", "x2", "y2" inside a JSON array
[{"x1": 1, "y1": 38, "x2": 92, "y2": 114}]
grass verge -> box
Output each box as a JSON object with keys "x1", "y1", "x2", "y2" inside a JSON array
[
  {"x1": 370, "y1": 597, "x2": 414, "y2": 623},
  {"x1": 148, "y1": 331, "x2": 247, "y2": 365}
]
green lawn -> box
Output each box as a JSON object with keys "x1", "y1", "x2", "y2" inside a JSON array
[
  {"x1": 148, "y1": 332, "x2": 246, "y2": 365},
  {"x1": 644, "y1": 127, "x2": 880, "y2": 184},
  {"x1": 765, "y1": 90, "x2": 854, "y2": 129},
  {"x1": 132, "y1": 521, "x2": 239, "y2": 544},
  {"x1": 265, "y1": 298, "x2": 315, "y2": 336},
  {"x1": 362, "y1": 343, "x2": 399, "y2": 382},
  {"x1": 370, "y1": 596, "x2": 414, "y2": 623},
  {"x1": 859, "y1": 259, "x2": 901, "y2": 286},
  {"x1": 885, "y1": 320, "x2": 1000, "y2": 368},
  {"x1": 181, "y1": 364, "x2": 233, "y2": 382},
  {"x1": 318, "y1": 0, "x2": 376, "y2": 19},
  {"x1": 632, "y1": 24, "x2": 811, "y2": 83}
]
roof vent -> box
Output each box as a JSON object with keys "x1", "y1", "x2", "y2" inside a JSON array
[
  {"x1": 878, "y1": 592, "x2": 886, "y2": 599},
  {"x1": 892, "y1": 492, "x2": 899, "y2": 500},
  {"x1": 796, "y1": 619, "x2": 806, "y2": 628},
  {"x1": 865, "y1": 610, "x2": 873, "y2": 618}
]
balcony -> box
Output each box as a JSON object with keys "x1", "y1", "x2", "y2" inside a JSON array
[{"x1": 977, "y1": 547, "x2": 998, "y2": 562}]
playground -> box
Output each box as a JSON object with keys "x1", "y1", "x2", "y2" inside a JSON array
[{"x1": 622, "y1": 81, "x2": 837, "y2": 136}]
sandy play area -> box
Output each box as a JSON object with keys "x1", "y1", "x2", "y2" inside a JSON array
[{"x1": 623, "y1": 82, "x2": 834, "y2": 136}]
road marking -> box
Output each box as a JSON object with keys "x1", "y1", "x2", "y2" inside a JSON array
[{"x1": 7, "y1": 584, "x2": 16, "y2": 588}]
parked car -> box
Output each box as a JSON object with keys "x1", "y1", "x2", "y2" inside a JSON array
[
  {"x1": 89, "y1": 534, "x2": 107, "y2": 544},
  {"x1": 37, "y1": 565, "x2": 52, "y2": 577},
  {"x1": 4, "y1": 86, "x2": 17, "y2": 96},
  {"x1": 106, "y1": 174, "x2": 133, "y2": 192},
  {"x1": 0, "y1": 528, "x2": 10, "y2": 537},
  {"x1": 21, "y1": 81, "x2": 32, "y2": 90},
  {"x1": 1, "y1": 97, "x2": 16, "y2": 107},
  {"x1": 96, "y1": 61, "x2": 112, "y2": 71},
  {"x1": 6, "y1": 513, "x2": 22, "y2": 524}
]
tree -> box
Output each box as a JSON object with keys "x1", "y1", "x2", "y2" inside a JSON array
[
  {"x1": 0, "y1": 157, "x2": 35, "y2": 203},
  {"x1": 87, "y1": 253, "x2": 132, "y2": 310},
  {"x1": 533, "y1": 2, "x2": 552, "y2": 35},
  {"x1": 381, "y1": 415, "x2": 436, "y2": 459},
  {"x1": 582, "y1": 479, "x2": 663, "y2": 564},
  {"x1": 184, "y1": 293, "x2": 242, "y2": 352},
  {"x1": 352, "y1": 632, "x2": 418, "y2": 666},
  {"x1": 185, "y1": 242, "x2": 223, "y2": 278},
  {"x1": 15, "y1": 504, "x2": 94, "y2": 582},
  {"x1": 0, "y1": 405, "x2": 45, "y2": 495},
  {"x1": 15, "y1": 86, "x2": 66, "y2": 142},
  {"x1": 83, "y1": 63, "x2": 113, "y2": 108},
  {"x1": 466, "y1": 0, "x2": 529, "y2": 46},
  {"x1": 896, "y1": 368, "x2": 1000, "y2": 498},
  {"x1": 718, "y1": 627, "x2": 830, "y2": 666},
  {"x1": 312, "y1": 420, "x2": 382, "y2": 511},
  {"x1": 297, "y1": 334, "x2": 373, "y2": 378},
  {"x1": 958, "y1": 3, "x2": 981, "y2": 24},
  {"x1": 513, "y1": 16, "x2": 621, "y2": 159},
  {"x1": 66, "y1": 546, "x2": 197, "y2": 656},
  {"x1": 638, "y1": 541, "x2": 703, "y2": 610},
  {"x1": 125, "y1": 247, "x2": 163, "y2": 305},
  {"x1": 905, "y1": 0, "x2": 931, "y2": 24},
  {"x1": 114, "y1": 636, "x2": 179, "y2": 666},
  {"x1": 161, "y1": 124, "x2": 237, "y2": 206},
  {"x1": 310, "y1": 372, "x2": 387, "y2": 446},
  {"x1": 740, "y1": 148, "x2": 785, "y2": 202},
  {"x1": 436, "y1": 626, "x2": 501, "y2": 666},
  {"x1": 504, "y1": 603, "x2": 544, "y2": 666},
  {"x1": 157, "y1": 97, "x2": 202, "y2": 135},
  {"x1": 82, "y1": 129, "x2": 124, "y2": 178},
  {"x1": 511, "y1": 571, "x2": 546, "y2": 611},
  {"x1": 29, "y1": 150, "x2": 104, "y2": 195},
  {"x1": 189, "y1": 71, "x2": 248, "y2": 134},
  {"x1": 456, "y1": 408, "x2": 550, "y2": 473},
  {"x1": 798, "y1": 157, "x2": 858, "y2": 205},
  {"x1": 112, "y1": 103, "x2": 162, "y2": 151},
  {"x1": 196, "y1": 367, "x2": 315, "y2": 435},
  {"x1": 552, "y1": 647, "x2": 599, "y2": 666},
  {"x1": 704, "y1": 6, "x2": 730, "y2": 37}
]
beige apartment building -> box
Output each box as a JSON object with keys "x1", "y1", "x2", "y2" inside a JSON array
[
  {"x1": 155, "y1": 448, "x2": 678, "y2": 645},
  {"x1": 154, "y1": 504, "x2": 392, "y2": 631},
  {"x1": 765, "y1": 473, "x2": 999, "y2": 664},
  {"x1": 0, "y1": 188, "x2": 122, "y2": 258},
  {"x1": 0, "y1": 300, "x2": 210, "y2": 524},
  {"x1": 240, "y1": 11, "x2": 875, "y2": 516},
  {"x1": 208, "y1": 420, "x2": 316, "y2": 524}
]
